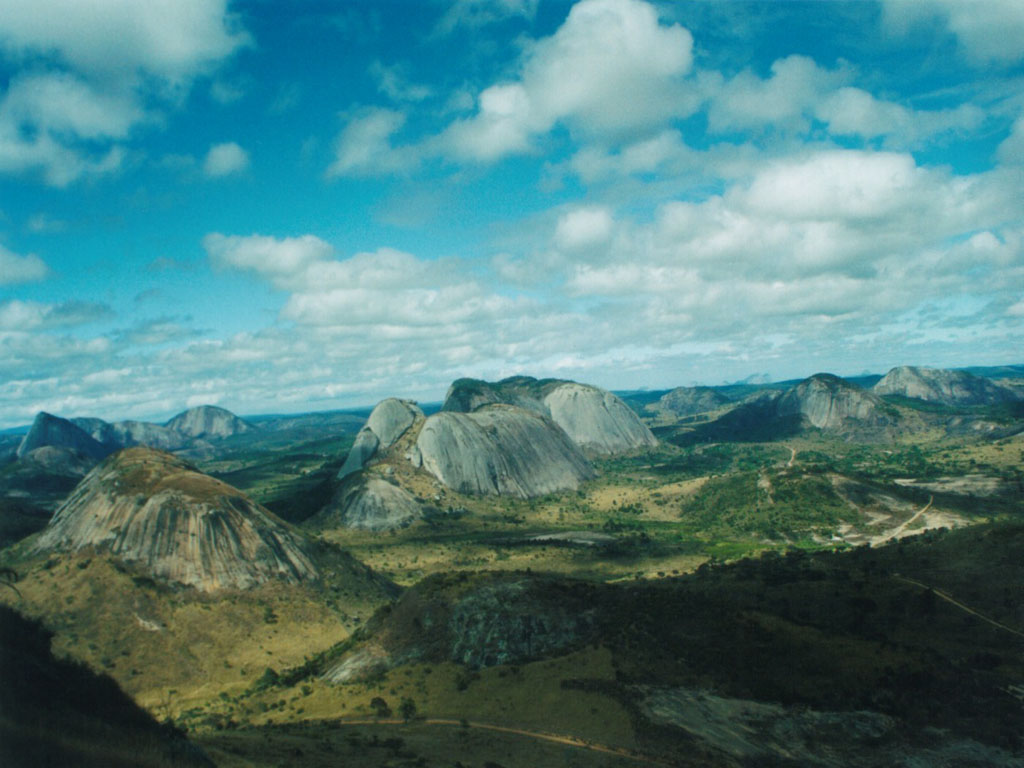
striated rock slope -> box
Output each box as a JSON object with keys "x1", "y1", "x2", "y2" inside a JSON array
[
  {"x1": 873, "y1": 365, "x2": 1022, "y2": 406},
  {"x1": 164, "y1": 405, "x2": 256, "y2": 440},
  {"x1": 34, "y1": 446, "x2": 318, "y2": 591},
  {"x1": 16, "y1": 412, "x2": 109, "y2": 461},
  {"x1": 338, "y1": 398, "x2": 423, "y2": 480},
  {"x1": 411, "y1": 405, "x2": 595, "y2": 497},
  {"x1": 657, "y1": 386, "x2": 732, "y2": 417},
  {"x1": 442, "y1": 375, "x2": 656, "y2": 455},
  {"x1": 776, "y1": 374, "x2": 894, "y2": 432}
]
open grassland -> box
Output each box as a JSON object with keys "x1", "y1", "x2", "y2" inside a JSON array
[
  {"x1": 316, "y1": 432, "x2": 1016, "y2": 586},
  {"x1": 0, "y1": 547, "x2": 388, "y2": 719}
]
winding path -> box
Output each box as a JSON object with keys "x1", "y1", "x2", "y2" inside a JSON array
[
  {"x1": 893, "y1": 574, "x2": 1024, "y2": 639},
  {"x1": 334, "y1": 717, "x2": 668, "y2": 764}
]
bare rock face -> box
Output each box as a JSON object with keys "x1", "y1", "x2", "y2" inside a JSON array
[
  {"x1": 366, "y1": 398, "x2": 422, "y2": 449},
  {"x1": 72, "y1": 417, "x2": 188, "y2": 452},
  {"x1": 411, "y1": 405, "x2": 595, "y2": 498},
  {"x1": 164, "y1": 405, "x2": 255, "y2": 440},
  {"x1": 337, "y1": 399, "x2": 423, "y2": 480},
  {"x1": 873, "y1": 366, "x2": 1022, "y2": 406},
  {"x1": 442, "y1": 376, "x2": 656, "y2": 455},
  {"x1": 34, "y1": 447, "x2": 318, "y2": 592},
  {"x1": 337, "y1": 429, "x2": 380, "y2": 480},
  {"x1": 315, "y1": 476, "x2": 422, "y2": 532},
  {"x1": 658, "y1": 386, "x2": 732, "y2": 416},
  {"x1": 777, "y1": 374, "x2": 892, "y2": 431},
  {"x1": 16, "y1": 412, "x2": 109, "y2": 461},
  {"x1": 542, "y1": 383, "x2": 658, "y2": 454}
]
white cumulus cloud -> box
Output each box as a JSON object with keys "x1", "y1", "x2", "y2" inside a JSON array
[
  {"x1": 203, "y1": 142, "x2": 249, "y2": 177},
  {"x1": 882, "y1": 0, "x2": 1024, "y2": 64},
  {"x1": 442, "y1": 0, "x2": 695, "y2": 161},
  {"x1": 554, "y1": 206, "x2": 614, "y2": 251},
  {"x1": 0, "y1": 0, "x2": 248, "y2": 185},
  {"x1": 0, "y1": 244, "x2": 49, "y2": 284}
]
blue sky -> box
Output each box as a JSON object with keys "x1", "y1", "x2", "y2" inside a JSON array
[{"x1": 0, "y1": 0, "x2": 1022, "y2": 428}]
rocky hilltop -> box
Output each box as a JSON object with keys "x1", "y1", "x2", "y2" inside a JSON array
[
  {"x1": 323, "y1": 572, "x2": 598, "y2": 682},
  {"x1": 314, "y1": 475, "x2": 422, "y2": 532},
  {"x1": 338, "y1": 398, "x2": 423, "y2": 480},
  {"x1": 410, "y1": 405, "x2": 596, "y2": 498},
  {"x1": 776, "y1": 374, "x2": 894, "y2": 432},
  {"x1": 14, "y1": 404, "x2": 253, "y2": 461},
  {"x1": 16, "y1": 412, "x2": 108, "y2": 461},
  {"x1": 657, "y1": 386, "x2": 732, "y2": 416},
  {"x1": 164, "y1": 405, "x2": 256, "y2": 440},
  {"x1": 442, "y1": 375, "x2": 656, "y2": 455},
  {"x1": 873, "y1": 365, "x2": 1022, "y2": 406},
  {"x1": 34, "y1": 447, "x2": 318, "y2": 591}
]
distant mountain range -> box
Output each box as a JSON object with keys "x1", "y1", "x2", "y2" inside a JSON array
[{"x1": 16, "y1": 405, "x2": 256, "y2": 462}]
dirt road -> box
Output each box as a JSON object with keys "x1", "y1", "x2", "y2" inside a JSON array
[
  {"x1": 893, "y1": 574, "x2": 1024, "y2": 639},
  {"x1": 334, "y1": 717, "x2": 669, "y2": 764}
]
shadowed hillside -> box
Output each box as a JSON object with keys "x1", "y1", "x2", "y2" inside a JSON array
[{"x1": 0, "y1": 603, "x2": 213, "y2": 768}]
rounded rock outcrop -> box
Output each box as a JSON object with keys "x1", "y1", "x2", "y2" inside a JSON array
[
  {"x1": 34, "y1": 447, "x2": 318, "y2": 592},
  {"x1": 442, "y1": 376, "x2": 657, "y2": 455},
  {"x1": 315, "y1": 475, "x2": 422, "y2": 532},
  {"x1": 777, "y1": 374, "x2": 892, "y2": 431},
  {"x1": 542, "y1": 383, "x2": 658, "y2": 454},
  {"x1": 873, "y1": 366, "x2": 1021, "y2": 406},
  {"x1": 337, "y1": 399, "x2": 423, "y2": 480},
  {"x1": 411, "y1": 405, "x2": 595, "y2": 498},
  {"x1": 164, "y1": 405, "x2": 255, "y2": 440}
]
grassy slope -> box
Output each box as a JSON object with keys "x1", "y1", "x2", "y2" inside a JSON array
[
  {"x1": 0, "y1": 543, "x2": 395, "y2": 718},
  {"x1": 0, "y1": 604, "x2": 212, "y2": 768},
  {"x1": 190, "y1": 520, "x2": 1024, "y2": 765}
]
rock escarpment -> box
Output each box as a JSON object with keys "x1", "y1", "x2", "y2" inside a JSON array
[
  {"x1": 411, "y1": 405, "x2": 595, "y2": 498},
  {"x1": 873, "y1": 366, "x2": 1022, "y2": 406},
  {"x1": 164, "y1": 405, "x2": 256, "y2": 440},
  {"x1": 338, "y1": 399, "x2": 423, "y2": 480},
  {"x1": 34, "y1": 447, "x2": 318, "y2": 591},
  {"x1": 442, "y1": 375, "x2": 656, "y2": 455},
  {"x1": 657, "y1": 386, "x2": 732, "y2": 416},
  {"x1": 776, "y1": 374, "x2": 893, "y2": 431}
]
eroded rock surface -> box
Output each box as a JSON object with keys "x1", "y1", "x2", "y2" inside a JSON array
[
  {"x1": 337, "y1": 399, "x2": 423, "y2": 479},
  {"x1": 873, "y1": 365, "x2": 1022, "y2": 406},
  {"x1": 164, "y1": 405, "x2": 256, "y2": 440},
  {"x1": 315, "y1": 475, "x2": 421, "y2": 531},
  {"x1": 412, "y1": 405, "x2": 595, "y2": 498},
  {"x1": 442, "y1": 376, "x2": 656, "y2": 455},
  {"x1": 543, "y1": 382, "x2": 658, "y2": 454},
  {"x1": 777, "y1": 374, "x2": 893, "y2": 431},
  {"x1": 34, "y1": 446, "x2": 318, "y2": 591}
]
